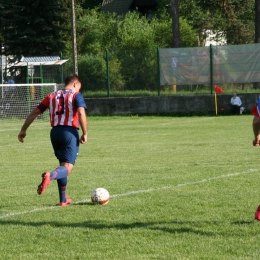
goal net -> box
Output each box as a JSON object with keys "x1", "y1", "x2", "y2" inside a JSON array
[{"x1": 0, "y1": 83, "x2": 64, "y2": 123}]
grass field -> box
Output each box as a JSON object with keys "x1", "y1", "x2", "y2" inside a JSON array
[{"x1": 1, "y1": 115, "x2": 260, "y2": 259}]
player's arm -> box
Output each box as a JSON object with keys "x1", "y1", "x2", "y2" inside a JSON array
[
  {"x1": 253, "y1": 116, "x2": 260, "y2": 146},
  {"x1": 78, "y1": 106, "x2": 88, "y2": 144},
  {"x1": 18, "y1": 108, "x2": 42, "y2": 143}
]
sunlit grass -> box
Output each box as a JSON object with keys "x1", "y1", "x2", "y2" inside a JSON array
[{"x1": 0, "y1": 115, "x2": 260, "y2": 259}]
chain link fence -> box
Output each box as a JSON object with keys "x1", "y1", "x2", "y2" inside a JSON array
[{"x1": 2, "y1": 44, "x2": 260, "y2": 96}]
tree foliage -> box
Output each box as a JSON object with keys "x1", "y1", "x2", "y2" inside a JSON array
[
  {"x1": 75, "y1": 8, "x2": 198, "y2": 92},
  {"x1": 77, "y1": 8, "x2": 198, "y2": 53},
  {"x1": 178, "y1": 0, "x2": 254, "y2": 45},
  {"x1": 0, "y1": 0, "x2": 256, "y2": 59},
  {"x1": 0, "y1": 0, "x2": 69, "y2": 59},
  {"x1": 157, "y1": 0, "x2": 254, "y2": 46},
  {"x1": 256, "y1": 0, "x2": 260, "y2": 43}
]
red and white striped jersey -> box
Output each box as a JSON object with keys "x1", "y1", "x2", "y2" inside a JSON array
[{"x1": 37, "y1": 89, "x2": 87, "y2": 128}]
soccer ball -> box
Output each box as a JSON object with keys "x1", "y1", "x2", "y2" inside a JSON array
[{"x1": 91, "y1": 188, "x2": 110, "y2": 205}]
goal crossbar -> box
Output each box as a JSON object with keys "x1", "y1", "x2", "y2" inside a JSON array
[{"x1": 0, "y1": 83, "x2": 57, "y2": 87}]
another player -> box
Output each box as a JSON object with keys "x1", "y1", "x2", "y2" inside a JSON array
[
  {"x1": 251, "y1": 96, "x2": 260, "y2": 147},
  {"x1": 252, "y1": 116, "x2": 260, "y2": 147},
  {"x1": 18, "y1": 74, "x2": 88, "y2": 206},
  {"x1": 250, "y1": 96, "x2": 260, "y2": 219}
]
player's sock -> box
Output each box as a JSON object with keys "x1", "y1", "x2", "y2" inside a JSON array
[
  {"x1": 50, "y1": 166, "x2": 68, "y2": 180},
  {"x1": 57, "y1": 177, "x2": 68, "y2": 203}
]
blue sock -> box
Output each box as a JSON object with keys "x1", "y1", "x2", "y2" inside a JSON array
[
  {"x1": 50, "y1": 166, "x2": 68, "y2": 180},
  {"x1": 57, "y1": 177, "x2": 68, "y2": 203}
]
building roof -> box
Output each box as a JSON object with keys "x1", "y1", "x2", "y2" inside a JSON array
[
  {"x1": 101, "y1": 0, "x2": 133, "y2": 15},
  {"x1": 13, "y1": 56, "x2": 68, "y2": 66},
  {"x1": 101, "y1": 0, "x2": 158, "y2": 15},
  {"x1": 21, "y1": 56, "x2": 61, "y2": 62},
  {"x1": 133, "y1": 0, "x2": 157, "y2": 6}
]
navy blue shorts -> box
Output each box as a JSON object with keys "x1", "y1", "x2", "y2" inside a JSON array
[{"x1": 50, "y1": 126, "x2": 79, "y2": 165}]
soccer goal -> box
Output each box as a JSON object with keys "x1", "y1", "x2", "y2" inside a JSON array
[{"x1": 0, "y1": 83, "x2": 64, "y2": 121}]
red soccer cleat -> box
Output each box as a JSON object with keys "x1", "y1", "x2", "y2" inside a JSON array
[
  {"x1": 255, "y1": 205, "x2": 260, "y2": 221},
  {"x1": 37, "y1": 172, "x2": 51, "y2": 195},
  {"x1": 60, "y1": 197, "x2": 72, "y2": 207}
]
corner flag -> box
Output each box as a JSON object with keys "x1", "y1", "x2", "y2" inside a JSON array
[{"x1": 214, "y1": 85, "x2": 223, "y2": 93}]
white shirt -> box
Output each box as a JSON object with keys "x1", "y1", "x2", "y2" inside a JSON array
[{"x1": 231, "y1": 96, "x2": 242, "y2": 106}]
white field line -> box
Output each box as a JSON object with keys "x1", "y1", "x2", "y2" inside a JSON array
[{"x1": 0, "y1": 169, "x2": 257, "y2": 220}]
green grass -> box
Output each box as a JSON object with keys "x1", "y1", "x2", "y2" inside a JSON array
[{"x1": 1, "y1": 115, "x2": 260, "y2": 259}]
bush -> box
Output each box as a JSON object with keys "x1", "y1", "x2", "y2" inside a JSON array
[{"x1": 78, "y1": 54, "x2": 106, "y2": 91}]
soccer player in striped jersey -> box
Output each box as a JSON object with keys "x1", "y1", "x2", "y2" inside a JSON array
[{"x1": 18, "y1": 74, "x2": 88, "y2": 206}]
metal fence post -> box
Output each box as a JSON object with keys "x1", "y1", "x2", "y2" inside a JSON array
[
  {"x1": 60, "y1": 52, "x2": 63, "y2": 83},
  {"x1": 106, "y1": 50, "x2": 110, "y2": 97},
  {"x1": 210, "y1": 44, "x2": 213, "y2": 94},
  {"x1": 157, "y1": 47, "x2": 160, "y2": 96}
]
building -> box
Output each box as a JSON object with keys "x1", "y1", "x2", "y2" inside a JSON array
[
  {"x1": 101, "y1": 0, "x2": 158, "y2": 16},
  {"x1": 12, "y1": 56, "x2": 68, "y2": 84}
]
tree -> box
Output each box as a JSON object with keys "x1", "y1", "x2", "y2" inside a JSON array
[
  {"x1": 181, "y1": 0, "x2": 254, "y2": 45},
  {"x1": 81, "y1": 0, "x2": 102, "y2": 10},
  {"x1": 170, "y1": 0, "x2": 181, "y2": 47},
  {"x1": 255, "y1": 0, "x2": 260, "y2": 89},
  {"x1": 77, "y1": 8, "x2": 198, "y2": 52},
  {"x1": 256, "y1": 0, "x2": 260, "y2": 43},
  {"x1": 0, "y1": 0, "x2": 69, "y2": 59},
  {"x1": 222, "y1": 0, "x2": 254, "y2": 44}
]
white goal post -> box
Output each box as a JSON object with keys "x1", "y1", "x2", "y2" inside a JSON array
[{"x1": 0, "y1": 83, "x2": 64, "y2": 120}]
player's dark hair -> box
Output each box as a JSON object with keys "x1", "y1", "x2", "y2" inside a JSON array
[{"x1": 64, "y1": 74, "x2": 82, "y2": 86}]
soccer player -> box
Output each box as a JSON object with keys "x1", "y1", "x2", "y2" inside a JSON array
[
  {"x1": 253, "y1": 115, "x2": 260, "y2": 220},
  {"x1": 251, "y1": 97, "x2": 260, "y2": 219},
  {"x1": 18, "y1": 74, "x2": 88, "y2": 206}
]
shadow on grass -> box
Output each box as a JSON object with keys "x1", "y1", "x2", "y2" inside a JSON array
[
  {"x1": 0, "y1": 218, "x2": 220, "y2": 236},
  {"x1": 232, "y1": 220, "x2": 255, "y2": 225}
]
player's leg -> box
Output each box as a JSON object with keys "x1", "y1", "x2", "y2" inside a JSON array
[
  {"x1": 37, "y1": 127, "x2": 79, "y2": 197},
  {"x1": 52, "y1": 127, "x2": 79, "y2": 205},
  {"x1": 56, "y1": 128, "x2": 79, "y2": 205},
  {"x1": 56, "y1": 162, "x2": 74, "y2": 206},
  {"x1": 49, "y1": 165, "x2": 69, "y2": 180},
  {"x1": 37, "y1": 172, "x2": 51, "y2": 195},
  {"x1": 51, "y1": 126, "x2": 78, "y2": 180},
  {"x1": 57, "y1": 177, "x2": 72, "y2": 206},
  {"x1": 252, "y1": 116, "x2": 260, "y2": 146},
  {"x1": 37, "y1": 165, "x2": 70, "y2": 195},
  {"x1": 255, "y1": 202, "x2": 260, "y2": 220},
  {"x1": 37, "y1": 127, "x2": 62, "y2": 195}
]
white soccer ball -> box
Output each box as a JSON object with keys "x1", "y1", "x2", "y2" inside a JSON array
[{"x1": 91, "y1": 188, "x2": 110, "y2": 205}]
